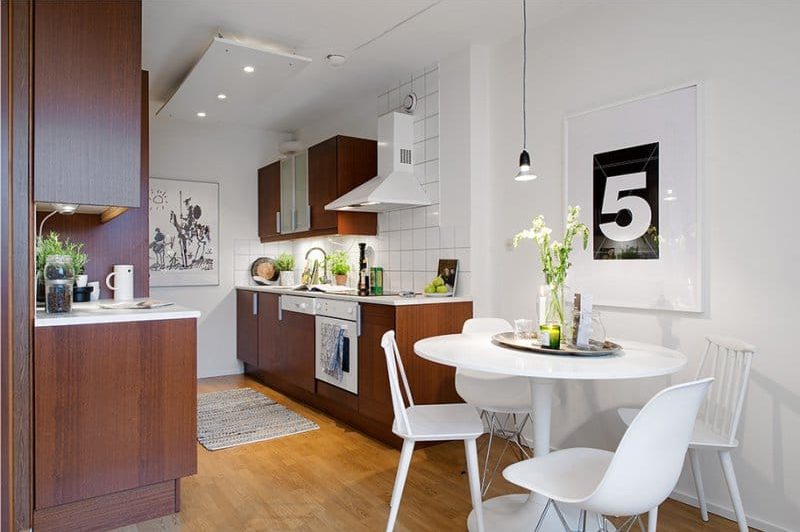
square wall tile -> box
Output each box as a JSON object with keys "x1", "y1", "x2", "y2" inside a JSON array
[
  {"x1": 388, "y1": 88, "x2": 400, "y2": 111},
  {"x1": 426, "y1": 249, "x2": 439, "y2": 271},
  {"x1": 412, "y1": 96, "x2": 426, "y2": 121},
  {"x1": 427, "y1": 93, "x2": 439, "y2": 116},
  {"x1": 414, "y1": 142, "x2": 425, "y2": 165},
  {"x1": 399, "y1": 209, "x2": 412, "y2": 230},
  {"x1": 412, "y1": 228, "x2": 425, "y2": 249},
  {"x1": 425, "y1": 227, "x2": 440, "y2": 249},
  {"x1": 400, "y1": 82, "x2": 411, "y2": 102},
  {"x1": 388, "y1": 250, "x2": 400, "y2": 270},
  {"x1": 378, "y1": 212, "x2": 389, "y2": 232},
  {"x1": 425, "y1": 115, "x2": 439, "y2": 139},
  {"x1": 414, "y1": 163, "x2": 425, "y2": 185},
  {"x1": 413, "y1": 250, "x2": 426, "y2": 270},
  {"x1": 425, "y1": 205, "x2": 439, "y2": 228},
  {"x1": 440, "y1": 225, "x2": 455, "y2": 248},
  {"x1": 425, "y1": 69, "x2": 438, "y2": 95},
  {"x1": 414, "y1": 272, "x2": 428, "y2": 292},
  {"x1": 401, "y1": 250, "x2": 413, "y2": 271},
  {"x1": 377, "y1": 92, "x2": 389, "y2": 115},
  {"x1": 414, "y1": 120, "x2": 425, "y2": 143},
  {"x1": 425, "y1": 181, "x2": 440, "y2": 204},
  {"x1": 425, "y1": 137, "x2": 439, "y2": 162},
  {"x1": 425, "y1": 160, "x2": 439, "y2": 183},
  {"x1": 412, "y1": 207, "x2": 426, "y2": 229},
  {"x1": 455, "y1": 224, "x2": 471, "y2": 248},
  {"x1": 401, "y1": 229, "x2": 413, "y2": 249},
  {"x1": 401, "y1": 272, "x2": 413, "y2": 291},
  {"x1": 455, "y1": 248, "x2": 471, "y2": 273}
]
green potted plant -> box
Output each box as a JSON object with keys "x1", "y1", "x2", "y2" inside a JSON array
[
  {"x1": 326, "y1": 250, "x2": 351, "y2": 286},
  {"x1": 274, "y1": 252, "x2": 296, "y2": 286},
  {"x1": 35, "y1": 232, "x2": 89, "y2": 300}
]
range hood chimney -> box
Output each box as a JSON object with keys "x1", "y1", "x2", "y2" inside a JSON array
[{"x1": 325, "y1": 112, "x2": 431, "y2": 212}]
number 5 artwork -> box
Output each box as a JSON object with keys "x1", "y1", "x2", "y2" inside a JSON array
[{"x1": 565, "y1": 84, "x2": 702, "y2": 312}]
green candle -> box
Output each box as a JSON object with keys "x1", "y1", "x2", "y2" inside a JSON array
[{"x1": 539, "y1": 323, "x2": 561, "y2": 349}]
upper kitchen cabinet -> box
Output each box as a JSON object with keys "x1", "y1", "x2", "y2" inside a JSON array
[
  {"x1": 259, "y1": 135, "x2": 377, "y2": 242},
  {"x1": 34, "y1": 0, "x2": 142, "y2": 208}
]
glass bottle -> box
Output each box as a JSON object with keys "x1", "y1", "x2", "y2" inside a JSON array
[
  {"x1": 44, "y1": 255, "x2": 74, "y2": 313},
  {"x1": 358, "y1": 243, "x2": 369, "y2": 296}
]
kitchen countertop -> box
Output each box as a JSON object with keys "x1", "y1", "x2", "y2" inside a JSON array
[
  {"x1": 35, "y1": 299, "x2": 201, "y2": 327},
  {"x1": 235, "y1": 285, "x2": 473, "y2": 306}
]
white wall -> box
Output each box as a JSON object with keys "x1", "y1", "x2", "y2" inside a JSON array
[
  {"x1": 482, "y1": 2, "x2": 800, "y2": 530},
  {"x1": 149, "y1": 108, "x2": 284, "y2": 378}
]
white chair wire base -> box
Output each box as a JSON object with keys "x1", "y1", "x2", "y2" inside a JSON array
[
  {"x1": 537, "y1": 499, "x2": 646, "y2": 532},
  {"x1": 478, "y1": 411, "x2": 532, "y2": 496}
]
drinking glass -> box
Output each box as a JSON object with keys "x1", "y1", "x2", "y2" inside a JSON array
[{"x1": 514, "y1": 319, "x2": 535, "y2": 341}]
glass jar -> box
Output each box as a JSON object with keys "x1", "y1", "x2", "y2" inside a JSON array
[{"x1": 44, "y1": 255, "x2": 74, "y2": 314}]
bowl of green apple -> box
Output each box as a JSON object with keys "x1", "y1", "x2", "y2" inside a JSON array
[{"x1": 423, "y1": 276, "x2": 453, "y2": 297}]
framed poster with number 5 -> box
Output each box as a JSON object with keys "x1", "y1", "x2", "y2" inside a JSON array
[{"x1": 565, "y1": 83, "x2": 702, "y2": 312}]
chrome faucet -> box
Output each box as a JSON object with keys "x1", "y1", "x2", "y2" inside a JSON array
[{"x1": 304, "y1": 247, "x2": 328, "y2": 283}]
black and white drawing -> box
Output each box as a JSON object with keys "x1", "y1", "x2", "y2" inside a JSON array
[
  {"x1": 149, "y1": 178, "x2": 220, "y2": 286},
  {"x1": 566, "y1": 84, "x2": 701, "y2": 312}
]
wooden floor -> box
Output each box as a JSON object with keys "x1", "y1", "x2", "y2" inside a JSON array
[{"x1": 117, "y1": 375, "x2": 747, "y2": 531}]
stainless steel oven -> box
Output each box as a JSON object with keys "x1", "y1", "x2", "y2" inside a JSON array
[{"x1": 314, "y1": 299, "x2": 359, "y2": 394}]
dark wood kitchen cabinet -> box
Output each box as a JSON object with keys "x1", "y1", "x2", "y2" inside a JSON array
[
  {"x1": 236, "y1": 290, "x2": 259, "y2": 366},
  {"x1": 34, "y1": 318, "x2": 197, "y2": 530},
  {"x1": 34, "y1": 0, "x2": 142, "y2": 207},
  {"x1": 258, "y1": 135, "x2": 377, "y2": 242},
  {"x1": 257, "y1": 162, "x2": 281, "y2": 239},
  {"x1": 237, "y1": 288, "x2": 473, "y2": 448}
]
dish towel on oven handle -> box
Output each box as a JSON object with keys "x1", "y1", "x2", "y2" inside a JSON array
[{"x1": 320, "y1": 322, "x2": 345, "y2": 382}]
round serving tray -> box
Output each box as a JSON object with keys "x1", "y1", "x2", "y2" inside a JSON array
[
  {"x1": 491, "y1": 331, "x2": 623, "y2": 357},
  {"x1": 250, "y1": 257, "x2": 279, "y2": 284}
]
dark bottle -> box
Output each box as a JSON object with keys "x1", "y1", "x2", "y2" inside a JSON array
[{"x1": 358, "y1": 242, "x2": 370, "y2": 296}]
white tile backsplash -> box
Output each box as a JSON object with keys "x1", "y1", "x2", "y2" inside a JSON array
[{"x1": 233, "y1": 65, "x2": 470, "y2": 296}]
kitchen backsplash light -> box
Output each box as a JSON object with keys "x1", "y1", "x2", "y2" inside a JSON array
[{"x1": 234, "y1": 64, "x2": 472, "y2": 296}]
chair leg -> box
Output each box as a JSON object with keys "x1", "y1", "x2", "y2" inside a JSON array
[
  {"x1": 647, "y1": 506, "x2": 658, "y2": 532},
  {"x1": 464, "y1": 438, "x2": 485, "y2": 532},
  {"x1": 688, "y1": 449, "x2": 709, "y2": 521},
  {"x1": 386, "y1": 439, "x2": 415, "y2": 532},
  {"x1": 719, "y1": 450, "x2": 748, "y2": 532}
]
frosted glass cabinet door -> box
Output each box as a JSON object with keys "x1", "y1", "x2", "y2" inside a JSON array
[
  {"x1": 293, "y1": 151, "x2": 310, "y2": 232},
  {"x1": 280, "y1": 158, "x2": 294, "y2": 233}
]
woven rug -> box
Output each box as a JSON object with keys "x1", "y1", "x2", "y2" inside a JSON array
[{"x1": 197, "y1": 388, "x2": 319, "y2": 450}]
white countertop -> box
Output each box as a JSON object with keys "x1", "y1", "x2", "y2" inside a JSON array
[
  {"x1": 35, "y1": 299, "x2": 201, "y2": 327},
  {"x1": 235, "y1": 285, "x2": 473, "y2": 306}
]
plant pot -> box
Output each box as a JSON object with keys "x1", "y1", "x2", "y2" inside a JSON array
[
  {"x1": 279, "y1": 271, "x2": 295, "y2": 286},
  {"x1": 75, "y1": 274, "x2": 88, "y2": 288},
  {"x1": 334, "y1": 274, "x2": 348, "y2": 286}
]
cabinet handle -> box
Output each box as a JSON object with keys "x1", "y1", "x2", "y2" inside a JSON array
[
  {"x1": 292, "y1": 209, "x2": 297, "y2": 231},
  {"x1": 276, "y1": 212, "x2": 281, "y2": 233},
  {"x1": 356, "y1": 304, "x2": 362, "y2": 337},
  {"x1": 252, "y1": 293, "x2": 258, "y2": 315},
  {"x1": 278, "y1": 295, "x2": 283, "y2": 321},
  {"x1": 307, "y1": 204, "x2": 311, "y2": 229}
]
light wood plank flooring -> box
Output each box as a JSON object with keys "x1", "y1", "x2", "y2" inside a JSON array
[{"x1": 117, "y1": 375, "x2": 749, "y2": 531}]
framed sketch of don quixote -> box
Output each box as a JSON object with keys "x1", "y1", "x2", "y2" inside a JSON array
[{"x1": 149, "y1": 177, "x2": 220, "y2": 286}]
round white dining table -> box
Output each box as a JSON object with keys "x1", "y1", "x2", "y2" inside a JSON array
[{"x1": 414, "y1": 333, "x2": 688, "y2": 532}]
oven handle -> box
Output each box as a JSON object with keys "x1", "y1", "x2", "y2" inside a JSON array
[
  {"x1": 278, "y1": 295, "x2": 283, "y2": 321},
  {"x1": 356, "y1": 304, "x2": 361, "y2": 337}
]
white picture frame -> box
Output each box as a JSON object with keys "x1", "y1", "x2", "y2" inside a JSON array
[
  {"x1": 149, "y1": 177, "x2": 220, "y2": 287},
  {"x1": 564, "y1": 83, "x2": 703, "y2": 312}
]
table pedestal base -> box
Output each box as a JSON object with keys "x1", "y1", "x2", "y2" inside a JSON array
[{"x1": 467, "y1": 494, "x2": 616, "y2": 532}]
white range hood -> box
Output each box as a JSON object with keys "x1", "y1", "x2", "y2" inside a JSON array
[{"x1": 325, "y1": 112, "x2": 431, "y2": 212}]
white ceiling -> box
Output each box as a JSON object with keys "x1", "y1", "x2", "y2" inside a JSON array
[{"x1": 143, "y1": 0, "x2": 586, "y2": 133}]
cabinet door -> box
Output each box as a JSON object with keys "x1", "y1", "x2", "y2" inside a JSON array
[
  {"x1": 258, "y1": 162, "x2": 281, "y2": 239},
  {"x1": 236, "y1": 291, "x2": 259, "y2": 366},
  {"x1": 34, "y1": 0, "x2": 142, "y2": 207},
  {"x1": 257, "y1": 293, "x2": 280, "y2": 372},
  {"x1": 293, "y1": 151, "x2": 310, "y2": 231},
  {"x1": 308, "y1": 138, "x2": 338, "y2": 231},
  {"x1": 280, "y1": 158, "x2": 294, "y2": 233},
  {"x1": 276, "y1": 310, "x2": 316, "y2": 393},
  {"x1": 358, "y1": 304, "x2": 397, "y2": 425}
]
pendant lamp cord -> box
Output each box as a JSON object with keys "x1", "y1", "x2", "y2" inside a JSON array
[{"x1": 522, "y1": 0, "x2": 527, "y2": 150}]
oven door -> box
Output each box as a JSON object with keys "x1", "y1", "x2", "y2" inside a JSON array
[{"x1": 315, "y1": 316, "x2": 358, "y2": 394}]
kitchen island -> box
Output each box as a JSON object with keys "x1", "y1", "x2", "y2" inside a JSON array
[
  {"x1": 33, "y1": 301, "x2": 200, "y2": 531},
  {"x1": 236, "y1": 286, "x2": 472, "y2": 447}
]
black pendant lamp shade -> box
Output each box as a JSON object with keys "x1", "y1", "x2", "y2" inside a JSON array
[{"x1": 514, "y1": 0, "x2": 537, "y2": 182}]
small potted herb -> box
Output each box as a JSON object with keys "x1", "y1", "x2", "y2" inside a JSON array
[
  {"x1": 326, "y1": 250, "x2": 351, "y2": 286},
  {"x1": 274, "y1": 252, "x2": 296, "y2": 286},
  {"x1": 36, "y1": 232, "x2": 89, "y2": 301}
]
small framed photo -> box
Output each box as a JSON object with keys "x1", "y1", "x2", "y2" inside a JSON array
[{"x1": 437, "y1": 259, "x2": 459, "y2": 296}]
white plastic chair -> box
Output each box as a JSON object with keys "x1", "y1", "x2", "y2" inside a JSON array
[
  {"x1": 618, "y1": 336, "x2": 753, "y2": 532},
  {"x1": 455, "y1": 318, "x2": 533, "y2": 494},
  {"x1": 504, "y1": 378, "x2": 713, "y2": 532},
  {"x1": 380, "y1": 330, "x2": 485, "y2": 532}
]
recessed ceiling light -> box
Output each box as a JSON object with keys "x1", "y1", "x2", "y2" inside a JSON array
[
  {"x1": 217, "y1": 93, "x2": 227, "y2": 100},
  {"x1": 196, "y1": 112, "x2": 207, "y2": 117},
  {"x1": 325, "y1": 54, "x2": 347, "y2": 68},
  {"x1": 243, "y1": 65, "x2": 255, "y2": 73}
]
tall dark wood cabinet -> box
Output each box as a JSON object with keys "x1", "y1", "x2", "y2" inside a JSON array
[
  {"x1": 257, "y1": 162, "x2": 281, "y2": 239},
  {"x1": 256, "y1": 292, "x2": 280, "y2": 372},
  {"x1": 33, "y1": 0, "x2": 142, "y2": 207}
]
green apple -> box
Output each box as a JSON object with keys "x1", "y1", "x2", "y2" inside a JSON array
[
  {"x1": 436, "y1": 285, "x2": 448, "y2": 294},
  {"x1": 424, "y1": 285, "x2": 436, "y2": 294},
  {"x1": 432, "y1": 276, "x2": 444, "y2": 287}
]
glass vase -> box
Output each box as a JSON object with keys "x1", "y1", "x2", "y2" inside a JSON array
[{"x1": 545, "y1": 282, "x2": 572, "y2": 332}]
